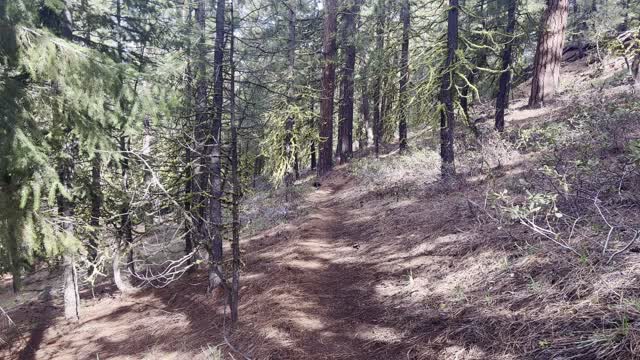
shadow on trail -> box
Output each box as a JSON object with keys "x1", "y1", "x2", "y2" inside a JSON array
[{"x1": 16, "y1": 287, "x2": 55, "y2": 360}]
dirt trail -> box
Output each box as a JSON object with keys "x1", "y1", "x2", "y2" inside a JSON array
[{"x1": 242, "y1": 174, "x2": 401, "y2": 359}]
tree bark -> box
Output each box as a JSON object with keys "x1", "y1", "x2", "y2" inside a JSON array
[
  {"x1": 118, "y1": 136, "x2": 135, "y2": 276},
  {"x1": 194, "y1": 0, "x2": 208, "y2": 254},
  {"x1": 229, "y1": 0, "x2": 240, "y2": 322},
  {"x1": 317, "y1": 0, "x2": 338, "y2": 177},
  {"x1": 57, "y1": 0, "x2": 80, "y2": 322},
  {"x1": 632, "y1": 53, "x2": 640, "y2": 90},
  {"x1": 528, "y1": 0, "x2": 569, "y2": 107},
  {"x1": 63, "y1": 253, "x2": 80, "y2": 321},
  {"x1": 88, "y1": 154, "x2": 101, "y2": 276},
  {"x1": 311, "y1": 143, "x2": 317, "y2": 170},
  {"x1": 440, "y1": 0, "x2": 459, "y2": 179},
  {"x1": 284, "y1": 1, "x2": 297, "y2": 184},
  {"x1": 58, "y1": 137, "x2": 80, "y2": 322},
  {"x1": 183, "y1": 1, "x2": 195, "y2": 269},
  {"x1": 336, "y1": 0, "x2": 363, "y2": 163},
  {"x1": 208, "y1": 0, "x2": 226, "y2": 291},
  {"x1": 359, "y1": 56, "x2": 371, "y2": 150},
  {"x1": 398, "y1": 0, "x2": 410, "y2": 153},
  {"x1": 372, "y1": 0, "x2": 386, "y2": 158},
  {"x1": 495, "y1": 0, "x2": 518, "y2": 132}
]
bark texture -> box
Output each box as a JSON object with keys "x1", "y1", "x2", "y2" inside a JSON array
[
  {"x1": 495, "y1": 0, "x2": 518, "y2": 132},
  {"x1": 336, "y1": 0, "x2": 363, "y2": 163},
  {"x1": 372, "y1": 0, "x2": 385, "y2": 157},
  {"x1": 317, "y1": 0, "x2": 338, "y2": 177},
  {"x1": 528, "y1": 0, "x2": 569, "y2": 107},
  {"x1": 440, "y1": 0, "x2": 458, "y2": 179},
  {"x1": 208, "y1": 0, "x2": 226, "y2": 290},
  {"x1": 284, "y1": 2, "x2": 297, "y2": 184},
  {"x1": 398, "y1": 0, "x2": 410, "y2": 152}
]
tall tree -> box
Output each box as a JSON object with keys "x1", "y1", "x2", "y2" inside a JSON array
[
  {"x1": 398, "y1": 0, "x2": 410, "y2": 153},
  {"x1": 229, "y1": 0, "x2": 240, "y2": 323},
  {"x1": 495, "y1": 0, "x2": 518, "y2": 132},
  {"x1": 284, "y1": 1, "x2": 297, "y2": 183},
  {"x1": 54, "y1": 0, "x2": 81, "y2": 322},
  {"x1": 372, "y1": 0, "x2": 386, "y2": 157},
  {"x1": 528, "y1": 0, "x2": 569, "y2": 107},
  {"x1": 209, "y1": 0, "x2": 226, "y2": 290},
  {"x1": 359, "y1": 56, "x2": 371, "y2": 150},
  {"x1": 317, "y1": 0, "x2": 338, "y2": 177},
  {"x1": 194, "y1": 0, "x2": 208, "y2": 264},
  {"x1": 336, "y1": 0, "x2": 363, "y2": 163},
  {"x1": 440, "y1": 0, "x2": 459, "y2": 179}
]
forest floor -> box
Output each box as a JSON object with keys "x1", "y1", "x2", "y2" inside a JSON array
[{"x1": 2, "y1": 56, "x2": 640, "y2": 360}]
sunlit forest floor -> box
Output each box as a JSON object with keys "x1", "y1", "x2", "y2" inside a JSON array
[{"x1": 3, "y1": 57, "x2": 640, "y2": 359}]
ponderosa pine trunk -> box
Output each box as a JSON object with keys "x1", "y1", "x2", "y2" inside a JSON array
[
  {"x1": 372, "y1": 0, "x2": 385, "y2": 157},
  {"x1": 528, "y1": 0, "x2": 569, "y2": 107},
  {"x1": 440, "y1": 0, "x2": 458, "y2": 179},
  {"x1": 398, "y1": 0, "x2": 410, "y2": 153},
  {"x1": 495, "y1": 0, "x2": 518, "y2": 132},
  {"x1": 317, "y1": 0, "x2": 338, "y2": 177},
  {"x1": 208, "y1": 0, "x2": 225, "y2": 291},
  {"x1": 336, "y1": 0, "x2": 363, "y2": 163}
]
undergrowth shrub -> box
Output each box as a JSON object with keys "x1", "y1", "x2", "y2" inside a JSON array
[
  {"x1": 349, "y1": 148, "x2": 441, "y2": 189},
  {"x1": 490, "y1": 94, "x2": 640, "y2": 262}
]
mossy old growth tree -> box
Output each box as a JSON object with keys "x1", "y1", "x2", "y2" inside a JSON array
[{"x1": 1, "y1": 0, "x2": 639, "y2": 328}]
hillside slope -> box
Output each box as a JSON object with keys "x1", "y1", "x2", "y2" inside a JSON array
[{"x1": 2, "y1": 57, "x2": 640, "y2": 360}]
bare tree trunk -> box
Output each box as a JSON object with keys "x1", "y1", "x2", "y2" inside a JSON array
[
  {"x1": 398, "y1": 0, "x2": 410, "y2": 153},
  {"x1": 336, "y1": 0, "x2": 363, "y2": 163},
  {"x1": 632, "y1": 53, "x2": 640, "y2": 90},
  {"x1": 119, "y1": 136, "x2": 135, "y2": 276},
  {"x1": 58, "y1": 0, "x2": 80, "y2": 321},
  {"x1": 284, "y1": 1, "x2": 297, "y2": 184},
  {"x1": 440, "y1": 0, "x2": 459, "y2": 179},
  {"x1": 59, "y1": 136, "x2": 80, "y2": 322},
  {"x1": 359, "y1": 56, "x2": 371, "y2": 150},
  {"x1": 495, "y1": 0, "x2": 518, "y2": 132},
  {"x1": 317, "y1": 0, "x2": 338, "y2": 177},
  {"x1": 3, "y1": 188, "x2": 22, "y2": 293},
  {"x1": 88, "y1": 154, "x2": 101, "y2": 276},
  {"x1": 372, "y1": 0, "x2": 385, "y2": 157},
  {"x1": 63, "y1": 254, "x2": 80, "y2": 321},
  {"x1": 309, "y1": 100, "x2": 317, "y2": 170},
  {"x1": 184, "y1": 145, "x2": 194, "y2": 266},
  {"x1": 310, "y1": 143, "x2": 317, "y2": 170},
  {"x1": 208, "y1": 0, "x2": 226, "y2": 291},
  {"x1": 183, "y1": 0, "x2": 195, "y2": 269},
  {"x1": 229, "y1": 0, "x2": 240, "y2": 322},
  {"x1": 194, "y1": 0, "x2": 208, "y2": 254},
  {"x1": 528, "y1": 0, "x2": 569, "y2": 107},
  {"x1": 141, "y1": 116, "x2": 154, "y2": 226}
]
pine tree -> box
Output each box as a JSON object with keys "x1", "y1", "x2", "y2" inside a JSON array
[
  {"x1": 529, "y1": 0, "x2": 569, "y2": 107},
  {"x1": 318, "y1": 0, "x2": 338, "y2": 177},
  {"x1": 336, "y1": 0, "x2": 363, "y2": 163},
  {"x1": 440, "y1": 0, "x2": 459, "y2": 179},
  {"x1": 495, "y1": 0, "x2": 519, "y2": 132},
  {"x1": 398, "y1": 0, "x2": 410, "y2": 153}
]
